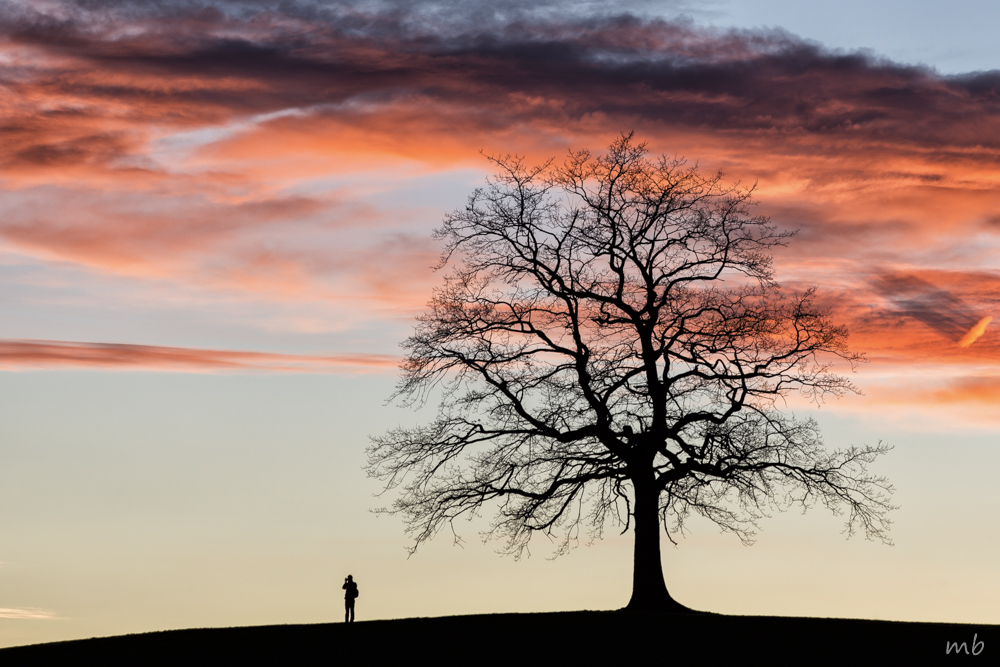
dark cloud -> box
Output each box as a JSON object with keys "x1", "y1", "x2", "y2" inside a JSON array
[
  {"x1": 3, "y1": 1, "x2": 1000, "y2": 153},
  {"x1": 874, "y1": 274, "x2": 985, "y2": 341},
  {"x1": 8, "y1": 132, "x2": 131, "y2": 167}
]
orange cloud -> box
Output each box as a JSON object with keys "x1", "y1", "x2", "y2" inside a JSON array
[
  {"x1": 859, "y1": 375, "x2": 1000, "y2": 412},
  {"x1": 927, "y1": 376, "x2": 1000, "y2": 404},
  {"x1": 804, "y1": 270, "x2": 999, "y2": 367},
  {"x1": 0, "y1": 339, "x2": 399, "y2": 373},
  {"x1": 958, "y1": 316, "x2": 993, "y2": 348}
]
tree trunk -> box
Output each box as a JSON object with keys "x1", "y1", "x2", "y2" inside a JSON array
[{"x1": 625, "y1": 481, "x2": 690, "y2": 612}]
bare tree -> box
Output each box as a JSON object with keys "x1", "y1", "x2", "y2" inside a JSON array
[{"x1": 368, "y1": 133, "x2": 894, "y2": 611}]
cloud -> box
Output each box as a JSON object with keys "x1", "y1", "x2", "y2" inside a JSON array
[
  {"x1": 0, "y1": 339, "x2": 399, "y2": 373},
  {"x1": 874, "y1": 274, "x2": 988, "y2": 342},
  {"x1": 1, "y1": 1, "x2": 999, "y2": 392},
  {"x1": 5, "y1": 3, "x2": 1000, "y2": 158},
  {"x1": 0, "y1": 607, "x2": 60, "y2": 620},
  {"x1": 927, "y1": 376, "x2": 1000, "y2": 404},
  {"x1": 862, "y1": 375, "x2": 1000, "y2": 412},
  {"x1": 6, "y1": 3, "x2": 1000, "y2": 202},
  {"x1": 0, "y1": 185, "x2": 443, "y2": 306},
  {"x1": 760, "y1": 269, "x2": 1000, "y2": 382},
  {"x1": 958, "y1": 316, "x2": 993, "y2": 348},
  {"x1": 1, "y1": 192, "x2": 330, "y2": 265}
]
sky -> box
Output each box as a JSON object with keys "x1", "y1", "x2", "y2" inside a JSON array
[{"x1": 2, "y1": 0, "x2": 1000, "y2": 648}]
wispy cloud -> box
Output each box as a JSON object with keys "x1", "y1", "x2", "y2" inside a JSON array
[
  {"x1": 0, "y1": 340, "x2": 399, "y2": 373},
  {"x1": 0, "y1": 607, "x2": 60, "y2": 620}
]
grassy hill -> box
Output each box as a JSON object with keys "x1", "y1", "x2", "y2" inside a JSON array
[{"x1": 1, "y1": 610, "x2": 994, "y2": 664}]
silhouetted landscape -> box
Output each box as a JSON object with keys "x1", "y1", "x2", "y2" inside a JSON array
[
  {"x1": 4, "y1": 0, "x2": 1000, "y2": 653},
  {"x1": 1, "y1": 611, "x2": 994, "y2": 663}
]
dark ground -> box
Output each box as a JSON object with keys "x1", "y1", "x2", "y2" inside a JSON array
[{"x1": 1, "y1": 610, "x2": 993, "y2": 665}]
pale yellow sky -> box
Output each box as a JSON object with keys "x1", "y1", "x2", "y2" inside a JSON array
[{"x1": 2, "y1": 370, "x2": 998, "y2": 648}]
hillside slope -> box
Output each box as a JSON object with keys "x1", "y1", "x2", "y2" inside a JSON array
[{"x1": 1, "y1": 610, "x2": 993, "y2": 664}]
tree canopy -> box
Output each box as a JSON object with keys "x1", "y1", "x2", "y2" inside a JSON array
[{"x1": 368, "y1": 133, "x2": 894, "y2": 610}]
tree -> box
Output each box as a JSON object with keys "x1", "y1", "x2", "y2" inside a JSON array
[{"x1": 368, "y1": 133, "x2": 895, "y2": 611}]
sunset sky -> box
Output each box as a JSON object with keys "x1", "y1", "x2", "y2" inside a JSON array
[{"x1": 3, "y1": 0, "x2": 1000, "y2": 648}]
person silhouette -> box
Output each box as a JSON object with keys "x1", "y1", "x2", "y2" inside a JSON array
[{"x1": 343, "y1": 574, "x2": 359, "y2": 622}]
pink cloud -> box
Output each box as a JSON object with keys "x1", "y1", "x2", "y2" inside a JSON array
[{"x1": 0, "y1": 339, "x2": 399, "y2": 373}]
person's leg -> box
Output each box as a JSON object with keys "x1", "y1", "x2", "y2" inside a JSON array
[
  {"x1": 345, "y1": 600, "x2": 350, "y2": 623},
  {"x1": 348, "y1": 600, "x2": 355, "y2": 622}
]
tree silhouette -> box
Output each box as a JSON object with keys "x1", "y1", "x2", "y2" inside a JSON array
[{"x1": 368, "y1": 134, "x2": 894, "y2": 611}]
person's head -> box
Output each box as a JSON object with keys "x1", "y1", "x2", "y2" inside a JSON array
[{"x1": 346, "y1": 575, "x2": 353, "y2": 582}]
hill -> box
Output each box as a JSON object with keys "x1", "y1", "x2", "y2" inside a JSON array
[{"x1": 1, "y1": 610, "x2": 993, "y2": 664}]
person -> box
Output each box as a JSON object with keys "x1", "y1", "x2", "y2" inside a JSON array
[{"x1": 343, "y1": 574, "x2": 359, "y2": 622}]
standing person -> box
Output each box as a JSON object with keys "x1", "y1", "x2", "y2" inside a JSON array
[{"x1": 343, "y1": 575, "x2": 358, "y2": 623}]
